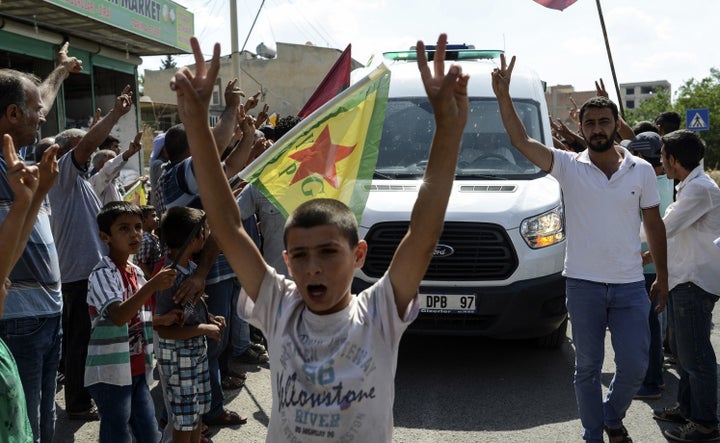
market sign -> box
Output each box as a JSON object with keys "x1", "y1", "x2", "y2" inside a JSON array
[{"x1": 43, "y1": 0, "x2": 193, "y2": 52}]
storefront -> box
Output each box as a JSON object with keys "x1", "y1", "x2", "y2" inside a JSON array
[{"x1": 0, "y1": 0, "x2": 193, "y2": 172}]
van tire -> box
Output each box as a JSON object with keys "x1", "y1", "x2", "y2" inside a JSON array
[{"x1": 536, "y1": 317, "x2": 568, "y2": 349}]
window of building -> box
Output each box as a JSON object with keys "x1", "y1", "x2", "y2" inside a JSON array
[
  {"x1": 211, "y1": 79, "x2": 222, "y2": 106},
  {"x1": 626, "y1": 100, "x2": 635, "y2": 109},
  {"x1": 640, "y1": 86, "x2": 654, "y2": 94},
  {"x1": 625, "y1": 87, "x2": 635, "y2": 95}
]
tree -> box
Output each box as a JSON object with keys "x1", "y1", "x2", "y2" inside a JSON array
[
  {"x1": 160, "y1": 54, "x2": 177, "y2": 70},
  {"x1": 675, "y1": 68, "x2": 720, "y2": 169},
  {"x1": 137, "y1": 73, "x2": 145, "y2": 96},
  {"x1": 625, "y1": 88, "x2": 672, "y2": 128}
]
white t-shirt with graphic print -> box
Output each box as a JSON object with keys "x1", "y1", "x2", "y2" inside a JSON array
[{"x1": 238, "y1": 266, "x2": 418, "y2": 443}]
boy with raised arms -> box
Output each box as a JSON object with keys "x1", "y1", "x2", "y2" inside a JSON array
[{"x1": 171, "y1": 33, "x2": 469, "y2": 442}]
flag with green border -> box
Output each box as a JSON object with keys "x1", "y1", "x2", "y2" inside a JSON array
[{"x1": 239, "y1": 64, "x2": 391, "y2": 222}]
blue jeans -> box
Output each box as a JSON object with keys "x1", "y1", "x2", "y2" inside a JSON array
[
  {"x1": 566, "y1": 278, "x2": 649, "y2": 443},
  {"x1": 87, "y1": 375, "x2": 159, "y2": 443},
  {"x1": 0, "y1": 315, "x2": 61, "y2": 443},
  {"x1": 668, "y1": 282, "x2": 719, "y2": 427},
  {"x1": 230, "y1": 288, "x2": 251, "y2": 357},
  {"x1": 203, "y1": 277, "x2": 239, "y2": 421},
  {"x1": 642, "y1": 273, "x2": 664, "y2": 390}
]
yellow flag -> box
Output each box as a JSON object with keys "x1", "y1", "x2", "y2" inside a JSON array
[
  {"x1": 123, "y1": 180, "x2": 147, "y2": 206},
  {"x1": 239, "y1": 64, "x2": 390, "y2": 222}
]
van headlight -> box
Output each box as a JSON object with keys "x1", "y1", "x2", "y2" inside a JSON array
[{"x1": 520, "y1": 205, "x2": 565, "y2": 249}]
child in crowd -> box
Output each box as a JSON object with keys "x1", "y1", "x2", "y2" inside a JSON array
[
  {"x1": 155, "y1": 206, "x2": 225, "y2": 443},
  {"x1": 134, "y1": 204, "x2": 162, "y2": 279},
  {"x1": 85, "y1": 201, "x2": 176, "y2": 443},
  {"x1": 0, "y1": 135, "x2": 57, "y2": 442},
  {"x1": 171, "y1": 34, "x2": 468, "y2": 441}
]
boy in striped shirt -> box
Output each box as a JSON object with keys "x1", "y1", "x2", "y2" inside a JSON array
[{"x1": 85, "y1": 201, "x2": 176, "y2": 442}]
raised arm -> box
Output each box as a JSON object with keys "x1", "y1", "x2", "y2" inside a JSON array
[
  {"x1": 387, "y1": 34, "x2": 469, "y2": 316},
  {"x1": 172, "y1": 37, "x2": 267, "y2": 301},
  {"x1": 211, "y1": 79, "x2": 243, "y2": 154},
  {"x1": 491, "y1": 54, "x2": 553, "y2": 171},
  {"x1": 73, "y1": 86, "x2": 133, "y2": 166},
  {"x1": 2, "y1": 135, "x2": 58, "y2": 266},
  {"x1": 38, "y1": 42, "x2": 83, "y2": 115},
  {"x1": 222, "y1": 109, "x2": 256, "y2": 178},
  {"x1": 106, "y1": 267, "x2": 176, "y2": 326},
  {"x1": 0, "y1": 135, "x2": 38, "y2": 286}
]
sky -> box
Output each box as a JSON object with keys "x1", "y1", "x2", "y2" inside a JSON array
[{"x1": 142, "y1": 0, "x2": 720, "y2": 105}]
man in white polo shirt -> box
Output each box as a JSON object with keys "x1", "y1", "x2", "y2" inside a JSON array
[
  {"x1": 649, "y1": 130, "x2": 720, "y2": 443},
  {"x1": 491, "y1": 54, "x2": 668, "y2": 443}
]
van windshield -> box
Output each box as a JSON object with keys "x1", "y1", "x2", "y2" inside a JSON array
[{"x1": 376, "y1": 97, "x2": 545, "y2": 179}]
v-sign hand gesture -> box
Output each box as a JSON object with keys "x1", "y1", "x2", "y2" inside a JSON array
[
  {"x1": 416, "y1": 33, "x2": 469, "y2": 132},
  {"x1": 172, "y1": 37, "x2": 221, "y2": 128},
  {"x1": 491, "y1": 53, "x2": 516, "y2": 98},
  {"x1": 2, "y1": 134, "x2": 39, "y2": 206}
]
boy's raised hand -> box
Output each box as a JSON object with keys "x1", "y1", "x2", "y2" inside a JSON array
[
  {"x1": 417, "y1": 33, "x2": 469, "y2": 132},
  {"x1": 171, "y1": 37, "x2": 221, "y2": 127},
  {"x1": 150, "y1": 267, "x2": 177, "y2": 291},
  {"x1": 2, "y1": 134, "x2": 39, "y2": 205}
]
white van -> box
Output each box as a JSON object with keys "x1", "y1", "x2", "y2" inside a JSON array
[{"x1": 351, "y1": 46, "x2": 568, "y2": 348}]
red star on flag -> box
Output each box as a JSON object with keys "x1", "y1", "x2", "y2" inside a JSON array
[{"x1": 288, "y1": 126, "x2": 356, "y2": 188}]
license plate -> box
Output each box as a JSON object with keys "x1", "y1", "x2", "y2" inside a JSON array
[{"x1": 419, "y1": 294, "x2": 476, "y2": 314}]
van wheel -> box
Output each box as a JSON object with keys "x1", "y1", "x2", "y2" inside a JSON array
[{"x1": 536, "y1": 317, "x2": 568, "y2": 349}]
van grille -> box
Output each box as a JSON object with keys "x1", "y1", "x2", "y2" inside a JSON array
[{"x1": 362, "y1": 222, "x2": 518, "y2": 280}]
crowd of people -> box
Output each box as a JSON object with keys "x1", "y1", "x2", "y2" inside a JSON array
[{"x1": 0, "y1": 33, "x2": 719, "y2": 443}]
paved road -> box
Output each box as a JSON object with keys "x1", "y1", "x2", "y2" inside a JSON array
[{"x1": 55, "y1": 313, "x2": 720, "y2": 442}]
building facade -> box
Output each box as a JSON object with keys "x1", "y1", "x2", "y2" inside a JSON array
[
  {"x1": 0, "y1": 0, "x2": 193, "y2": 174},
  {"x1": 619, "y1": 80, "x2": 671, "y2": 110},
  {"x1": 142, "y1": 42, "x2": 362, "y2": 134}
]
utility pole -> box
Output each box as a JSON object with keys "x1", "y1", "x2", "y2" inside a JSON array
[{"x1": 230, "y1": 0, "x2": 241, "y2": 90}]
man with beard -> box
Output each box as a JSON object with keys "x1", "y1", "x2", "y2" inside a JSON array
[{"x1": 492, "y1": 54, "x2": 668, "y2": 443}]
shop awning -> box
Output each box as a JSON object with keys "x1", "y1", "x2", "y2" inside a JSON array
[{"x1": 0, "y1": 0, "x2": 193, "y2": 56}]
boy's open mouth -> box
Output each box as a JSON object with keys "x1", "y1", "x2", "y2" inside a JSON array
[{"x1": 307, "y1": 284, "x2": 327, "y2": 299}]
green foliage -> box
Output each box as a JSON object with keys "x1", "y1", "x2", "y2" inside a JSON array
[
  {"x1": 137, "y1": 73, "x2": 145, "y2": 96},
  {"x1": 625, "y1": 69, "x2": 720, "y2": 170},
  {"x1": 625, "y1": 89, "x2": 672, "y2": 127},
  {"x1": 675, "y1": 68, "x2": 720, "y2": 169},
  {"x1": 160, "y1": 55, "x2": 177, "y2": 70}
]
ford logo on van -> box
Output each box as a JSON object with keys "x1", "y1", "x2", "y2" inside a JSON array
[{"x1": 433, "y1": 244, "x2": 455, "y2": 257}]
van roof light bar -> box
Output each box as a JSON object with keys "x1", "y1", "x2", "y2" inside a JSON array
[{"x1": 383, "y1": 48, "x2": 503, "y2": 62}]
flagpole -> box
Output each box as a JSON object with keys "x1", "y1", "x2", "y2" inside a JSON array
[{"x1": 595, "y1": 0, "x2": 624, "y2": 119}]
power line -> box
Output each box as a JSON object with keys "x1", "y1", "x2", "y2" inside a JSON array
[{"x1": 284, "y1": 0, "x2": 339, "y2": 48}]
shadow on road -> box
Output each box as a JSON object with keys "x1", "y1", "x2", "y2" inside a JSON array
[{"x1": 393, "y1": 334, "x2": 577, "y2": 432}]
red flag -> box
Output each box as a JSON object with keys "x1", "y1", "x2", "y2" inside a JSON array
[
  {"x1": 297, "y1": 44, "x2": 352, "y2": 118},
  {"x1": 533, "y1": 0, "x2": 577, "y2": 10}
]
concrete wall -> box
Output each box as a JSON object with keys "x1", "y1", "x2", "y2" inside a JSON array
[{"x1": 142, "y1": 42, "x2": 362, "y2": 124}]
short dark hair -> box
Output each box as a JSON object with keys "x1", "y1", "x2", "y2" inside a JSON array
[
  {"x1": 99, "y1": 135, "x2": 119, "y2": 150},
  {"x1": 579, "y1": 96, "x2": 619, "y2": 124},
  {"x1": 662, "y1": 129, "x2": 705, "y2": 171},
  {"x1": 0, "y1": 69, "x2": 39, "y2": 116},
  {"x1": 139, "y1": 205, "x2": 156, "y2": 219},
  {"x1": 632, "y1": 121, "x2": 659, "y2": 135},
  {"x1": 275, "y1": 115, "x2": 301, "y2": 140},
  {"x1": 164, "y1": 124, "x2": 189, "y2": 163},
  {"x1": 655, "y1": 112, "x2": 682, "y2": 133},
  {"x1": 284, "y1": 199, "x2": 358, "y2": 248},
  {"x1": 159, "y1": 206, "x2": 205, "y2": 249},
  {"x1": 96, "y1": 201, "x2": 143, "y2": 235}
]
